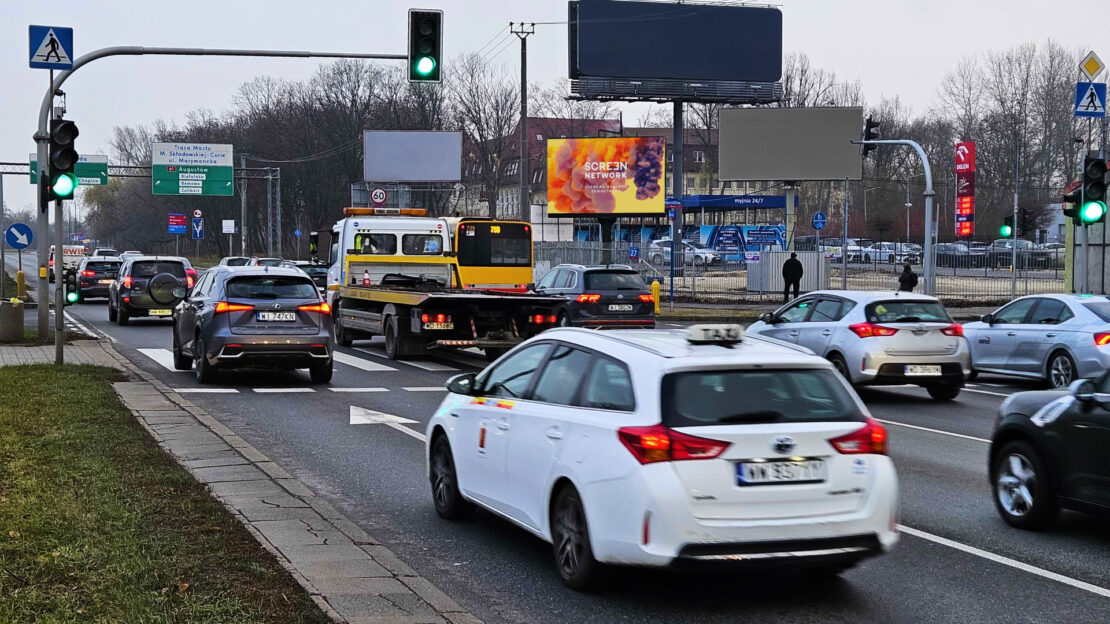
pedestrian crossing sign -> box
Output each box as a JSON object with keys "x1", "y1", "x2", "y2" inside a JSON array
[
  {"x1": 28, "y1": 25, "x2": 73, "y2": 70},
  {"x1": 1075, "y1": 82, "x2": 1107, "y2": 118}
]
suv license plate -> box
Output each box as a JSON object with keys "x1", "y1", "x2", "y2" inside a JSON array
[
  {"x1": 98, "y1": 279, "x2": 114, "y2": 284},
  {"x1": 423, "y1": 321, "x2": 454, "y2": 330},
  {"x1": 905, "y1": 364, "x2": 941, "y2": 376},
  {"x1": 608, "y1": 304, "x2": 634, "y2": 312},
  {"x1": 738, "y1": 459, "x2": 826, "y2": 485},
  {"x1": 149, "y1": 309, "x2": 172, "y2": 316},
  {"x1": 257, "y1": 312, "x2": 295, "y2": 322}
]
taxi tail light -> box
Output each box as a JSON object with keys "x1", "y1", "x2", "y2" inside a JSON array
[
  {"x1": 576, "y1": 294, "x2": 601, "y2": 303},
  {"x1": 940, "y1": 323, "x2": 964, "y2": 337},
  {"x1": 617, "y1": 424, "x2": 730, "y2": 464},
  {"x1": 848, "y1": 322, "x2": 898, "y2": 338},
  {"x1": 1095, "y1": 332, "x2": 1110, "y2": 346},
  {"x1": 186, "y1": 268, "x2": 197, "y2": 280},
  {"x1": 122, "y1": 276, "x2": 132, "y2": 288},
  {"x1": 298, "y1": 302, "x2": 331, "y2": 314},
  {"x1": 639, "y1": 294, "x2": 654, "y2": 303},
  {"x1": 828, "y1": 418, "x2": 887, "y2": 455},
  {"x1": 215, "y1": 301, "x2": 255, "y2": 313}
]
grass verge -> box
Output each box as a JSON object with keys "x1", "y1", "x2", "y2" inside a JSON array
[{"x1": 0, "y1": 364, "x2": 328, "y2": 624}]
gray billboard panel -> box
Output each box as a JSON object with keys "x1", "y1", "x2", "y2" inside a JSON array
[
  {"x1": 718, "y1": 108, "x2": 864, "y2": 181},
  {"x1": 363, "y1": 131, "x2": 462, "y2": 182},
  {"x1": 571, "y1": 0, "x2": 781, "y2": 83}
]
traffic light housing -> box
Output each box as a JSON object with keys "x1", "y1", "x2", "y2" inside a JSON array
[
  {"x1": 1018, "y1": 208, "x2": 1034, "y2": 237},
  {"x1": 1080, "y1": 156, "x2": 1107, "y2": 225},
  {"x1": 408, "y1": 9, "x2": 442, "y2": 83},
  {"x1": 48, "y1": 118, "x2": 79, "y2": 200},
  {"x1": 861, "y1": 115, "x2": 880, "y2": 158},
  {"x1": 1063, "y1": 181, "x2": 1081, "y2": 219},
  {"x1": 1000, "y1": 216, "x2": 1014, "y2": 238}
]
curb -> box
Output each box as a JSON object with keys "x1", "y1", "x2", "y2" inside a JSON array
[{"x1": 97, "y1": 341, "x2": 482, "y2": 624}]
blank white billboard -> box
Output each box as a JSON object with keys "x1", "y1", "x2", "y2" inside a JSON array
[
  {"x1": 719, "y1": 107, "x2": 863, "y2": 181},
  {"x1": 363, "y1": 131, "x2": 462, "y2": 182}
]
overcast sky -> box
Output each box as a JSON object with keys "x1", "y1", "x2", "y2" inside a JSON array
[{"x1": 1, "y1": 0, "x2": 1105, "y2": 214}]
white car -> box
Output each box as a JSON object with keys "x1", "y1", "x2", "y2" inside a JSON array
[
  {"x1": 425, "y1": 325, "x2": 899, "y2": 589},
  {"x1": 747, "y1": 291, "x2": 970, "y2": 400}
]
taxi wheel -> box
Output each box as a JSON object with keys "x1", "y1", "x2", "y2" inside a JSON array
[
  {"x1": 309, "y1": 361, "x2": 333, "y2": 384},
  {"x1": 927, "y1": 383, "x2": 960, "y2": 401},
  {"x1": 992, "y1": 440, "x2": 1057, "y2": 530},
  {"x1": 551, "y1": 485, "x2": 602, "y2": 591},
  {"x1": 430, "y1": 435, "x2": 473, "y2": 520},
  {"x1": 827, "y1": 353, "x2": 850, "y2": 381},
  {"x1": 195, "y1": 338, "x2": 217, "y2": 384},
  {"x1": 1046, "y1": 352, "x2": 1075, "y2": 389}
]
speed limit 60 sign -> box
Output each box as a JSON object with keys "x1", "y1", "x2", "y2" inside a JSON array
[{"x1": 370, "y1": 187, "x2": 387, "y2": 206}]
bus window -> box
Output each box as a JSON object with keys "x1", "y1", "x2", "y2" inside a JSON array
[
  {"x1": 354, "y1": 233, "x2": 397, "y2": 255},
  {"x1": 457, "y1": 222, "x2": 531, "y2": 267},
  {"x1": 402, "y1": 234, "x2": 443, "y2": 255}
]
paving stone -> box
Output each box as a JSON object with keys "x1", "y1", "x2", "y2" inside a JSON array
[
  {"x1": 167, "y1": 443, "x2": 233, "y2": 456},
  {"x1": 298, "y1": 559, "x2": 392, "y2": 580},
  {"x1": 331, "y1": 517, "x2": 379, "y2": 545},
  {"x1": 308, "y1": 496, "x2": 342, "y2": 519},
  {"x1": 346, "y1": 616, "x2": 444, "y2": 624},
  {"x1": 360, "y1": 545, "x2": 418, "y2": 577},
  {"x1": 238, "y1": 446, "x2": 269, "y2": 462},
  {"x1": 277, "y1": 478, "x2": 315, "y2": 498},
  {"x1": 257, "y1": 527, "x2": 351, "y2": 547},
  {"x1": 222, "y1": 492, "x2": 311, "y2": 509},
  {"x1": 256, "y1": 461, "x2": 293, "y2": 480},
  {"x1": 279, "y1": 544, "x2": 370, "y2": 564},
  {"x1": 444, "y1": 614, "x2": 484, "y2": 624},
  {"x1": 330, "y1": 592, "x2": 441, "y2": 619},
  {"x1": 311, "y1": 576, "x2": 408, "y2": 595},
  {"x1": 182, "y1": 455, "x2": 250, "y2": 469},
  {"x1": 192, "y1": 465, "x2": 267, "y2": 483},
  {"x1": 401, "y1": 577, "x2": 464, "y2": 614},
  {"x1": 253, "y1": 518, "x2": 335, "y2": 533},
  {"x1": 208, "y1": 479, "x2": 284, "y2": 496},
  {"x1": 237, "y1": 506, "x2": 331, "y2": 523}
]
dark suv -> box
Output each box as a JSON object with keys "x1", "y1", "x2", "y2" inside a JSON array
[
  {"x1": 534, "y1": 264, "x2": 655, "y2": 329},
  {"x1": 170, "y1": 266, "x2": 334, "y2": 384},
  {"x1": 108, "y1": 256, "x2": 194, "y2": 325},
  {"x1": 74, "y1": 256, "x2": 122, "y2": 302}
]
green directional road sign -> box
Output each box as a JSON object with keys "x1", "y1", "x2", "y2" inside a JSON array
[
  {"x1": 151, "y1": 142, "x2": 234, "y2": 196},
  {"x1": 29, "y1": 153, "x2": 108, "y2": 186}
]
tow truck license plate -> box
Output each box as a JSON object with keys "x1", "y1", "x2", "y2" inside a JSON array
[
  {"x1": 905, "y1": 364, "x2": 941, "y2": 376},
  {"x1": 149, "y1": 309, "x2": 172, "y2": 317},
  {"x1": 608, "y1": 304, "x2": 634, "y2": 312},
  {"x1": 423, "y1": 321, "x2": 454, "y2": 330},
  {"x1": 737, "y1": 459, "x2": 826, "y2": 485},
  {"x1": 257, "y1": 312, "x2": 295, "y2": 322}
]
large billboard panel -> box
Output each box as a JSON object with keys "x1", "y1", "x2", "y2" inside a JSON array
[
  {"x1": 546, "y1": 137, "x2": 665, "y2": 217},
  {"x1": 718, "y1": 108, "x2": 864, "y2": 182},
  {"x1": 571, "y1": 0, "x2": 781, "y2": 83},
  {"x1": 363, "y1": 131, "x2": 461, "y2": 182}
]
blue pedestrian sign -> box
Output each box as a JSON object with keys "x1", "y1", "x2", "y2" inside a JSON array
[
  {"x1": 667, "y1": 208, "x2": 676, "y2": 220},
  {"x1": 629, "y1": 245, "x2": 640, "y2": 260},
  {"x1": 812, "y1": 211, "x2": 827, "y2": 230},
  {"x1": 191, "y1": 218, "x2": 204, "y2": 240},
  {"x1": 1075, "y1": 82, "x2": 1107, "y2": 118},
  {"x1": 28, "y1": 26, "x2": 73, "y2": 70},
  {"x1": 294, "y1": 228, "x2": 302, "y2": 238},
  {"x1": 4, "y1": 223, "x2": 33, "y2": 250}
]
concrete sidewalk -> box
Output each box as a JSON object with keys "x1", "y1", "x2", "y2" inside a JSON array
[{"x1": 0, "y1": 340, "x2": 481, "y2": 624}]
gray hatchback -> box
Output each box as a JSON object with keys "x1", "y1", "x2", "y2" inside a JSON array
[{"x1": 170, "y1": 266, "x2": 334, "y2": 384}]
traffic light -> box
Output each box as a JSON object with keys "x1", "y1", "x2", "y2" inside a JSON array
[
  {"x1": 861, "y1": 115, "x2": 880, "y2": 158},
  {"x1": 1063, "y1": 181, "x2": 1081, "y2": 219},
  {"x1": 1080, "y1": 156, "x2": 1107, "y2": 225},
  {"x1": 1019, "y1": 208, "x2": 1034, "y2": 237},
  {"x1": 48, "y1": 117, "x2": 79, "y2": 200},
  {"x1": 1000, "y1": 216, "x2": 1014, "y2": 237},
  {"x1": 408, "y1": 9, "x2": 442, "y2": 83}
]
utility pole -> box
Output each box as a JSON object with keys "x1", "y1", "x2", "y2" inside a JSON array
[
  {"x1": 672, "y1": 101, "x2": 684, "y2": 305},
  {"x1": 275, "y1": 167, "x2": 282, "y2": 258},
  {"x1": 239, "y1": 155, "x2": 247, "y2": 256},
  {"x1": 1011, "y1": 137, "x2": 1020, "y2": 298},
  {"x1": 511, "y1": 22, "x2": 534, "y2": 224},
  {"x1": 266, "y1": 168, "x2": 273, "y2": 256}
]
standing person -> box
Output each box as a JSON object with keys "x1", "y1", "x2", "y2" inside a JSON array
[
  {"x1": 782, "y1": 252, "x2": 803, "y2": 302},
  {"x1": 898, "y1": 263, "x2": 919, "y2": 292}
]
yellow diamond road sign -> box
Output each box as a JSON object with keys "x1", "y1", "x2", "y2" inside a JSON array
[{"x1": 1081, "y1": 51, "x2": 1104, "y2": 81}]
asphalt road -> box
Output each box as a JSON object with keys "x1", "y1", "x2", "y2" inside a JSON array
[{"x1": 64, "y1": 300, "x2": 1110, "y2": 623}]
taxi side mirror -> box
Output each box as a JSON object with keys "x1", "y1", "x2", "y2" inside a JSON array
[
  {"x1": 759, "y1": 312, "x2": 776, "y2": 324},
  {"x1": 525, "y1": 282, "x2": 536, "y2": 291},
  {"x1": 446, "y1": 372, "x2": 477, "y2": 396},
  {"x1": 981, "y1": 313, "x2": 994, "y2": 325}
]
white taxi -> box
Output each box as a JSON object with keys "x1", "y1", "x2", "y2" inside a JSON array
[{"x1": 425, "y1": 325, "x2": 900, "y2": 589}]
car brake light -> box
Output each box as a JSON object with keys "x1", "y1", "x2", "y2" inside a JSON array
[
  {"x1": 81, "y1": 270, "x2": 96, "y2": 277},
  {"x1": 848, "y1": 322, "x2": 898, "y2": 338},
  {"x1": 298, "y1": 302, "x2": 331, "y2": 314},
  {"x1": 122, "y1": 276, "x2": 132, "y2": 288},
  {"x1": 828, "y1": 418, "x2": 888, "y2": 455},
  {"x1": 576, "y1": 294, "x2": 601, "y2": 303},
  {"x1": 940, "y1": 323, "x2": 963, "y2": 337},
  {"x1": 1095, "y1": 332, "x2": 1110, "y2": 346},
  {"x1": 215, "y1": 301, "x2": 255, "y2": 313},
  {"x1": 617, "y1": 424, "x2": 730, "y2": 464},
  {"x1": 421, "y1": 313, "x2": 429, "y2": 323},
  {"x1": 639, "y1": 294, "x2": 654, "y2": 303},
  {"x1": 186, "y1": 268, "x2": 197, "y2": 279},
  {"x1": 186, "y1": 275, "x2": 194, "y2": 288}
]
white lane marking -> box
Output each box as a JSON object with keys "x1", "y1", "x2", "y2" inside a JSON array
[
  {"x1": 963, "y1": 387, "x2": 1012, "y2": 398},
  {"x1": 388, "y1": 424, "x2": 427, "y2": 442},
  {"x1": 402, "y1": 386, "x2": 446, "y2": 392},
  {"x1": 334, "y1": 351, "x2": 397, "y2": 372},
  {"x1": 63, "y1": 311, "x2": 98, "y2": 339},
  {"x1": 898, "y1": 524, "x2": 1110, "y2": 600},
  {"x1": 666, "y1": 323, "x2": 684, "y2": 328},
  {"x1": 137, "y1": 348, "x2": 182, "y2": 372},
  {"x1": 253, "y1": 388, "x2": 316, "y2": 393},
  {"x1": 424, "y1": 349, "x2": 486, "y2": 369},
  {"x1": 171, "y1": 388, "x2": 240, "y2": 394},
  {"x1": 358, "y1": 346, "x2": 467, "y2": 372},
  {"x1": 349, "y1": 406, "x2": 427, "y2": 441},
  {"x1": 876, "y1": 418, "x2": 990, "y2": 443},
  {"x1": 330, "y1": 387, "x2": 390, "y2": 393}
]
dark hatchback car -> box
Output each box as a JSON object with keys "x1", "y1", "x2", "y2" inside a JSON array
[
  {"x1": 989, "y1": 373, "x2": 1110, "y2": 530},
  {"x1": 534, "y1": 264, "x2": 655, "y2": 329},
  {"x1": 108, "y1": 256, "x2": 194, "y2": 325},
  {"x1": 170, "y1": 266, "x2": 334, "y2": 384},
  {"x1": 73, "y1": 256, "x2": 122, "y2": 301}
]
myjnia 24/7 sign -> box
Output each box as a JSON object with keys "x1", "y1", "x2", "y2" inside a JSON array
[{"x1": 152, "y1": 143, "x2": 234, "y2": 196}]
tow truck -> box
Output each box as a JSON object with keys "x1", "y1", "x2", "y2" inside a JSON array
[{"x1": 316, "y1": 208, "x2": 564, "y2": 360}]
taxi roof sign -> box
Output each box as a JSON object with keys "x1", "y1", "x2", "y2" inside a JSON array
[{"x1": 686, "y1": 324, "x2": 744, "y2": 346}]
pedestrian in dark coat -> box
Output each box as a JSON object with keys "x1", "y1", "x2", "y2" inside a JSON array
[
  {"x1": 782, "y1": 252, "x2": 804, "y2": 302},
  {"x1": 898, "y1": 263, "x2": 919, "y2": 292}
]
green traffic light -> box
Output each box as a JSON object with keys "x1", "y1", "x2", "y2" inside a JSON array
[
  {"x1": 414, "y1": 56, "x2": 436, "y2": 76},
  {"x1": 999, "y1": 224, "x2": 1013, "y2": 237},
  {"x1": 65, "y1": 291, "x2": 78, "y2": 304},
  {"x1": 52, "y1": 172, "x2": 79, "y2": 198},
  {"x1": 1080, "y1": 200, "x2": 1107, "y2": 224}
]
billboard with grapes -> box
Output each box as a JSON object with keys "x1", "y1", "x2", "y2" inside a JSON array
[{"x1": 546, "y1": 137, "x2": 665, "y2": 216}]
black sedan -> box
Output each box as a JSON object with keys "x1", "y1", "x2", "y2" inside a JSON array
[{"x1": 990, "y1": 374, "x2": 1110, "y2": 529}]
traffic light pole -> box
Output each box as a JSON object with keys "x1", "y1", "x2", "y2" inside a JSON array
[
  {"x1": 54, "y1": 198, "x2": 63, "y2": 364},
  {"x1": 1012, "y1": 142, "x2": 1019, "y2": 298}
]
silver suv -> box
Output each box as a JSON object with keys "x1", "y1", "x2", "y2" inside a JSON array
[{"x1": 647, "y1": 239, "x2": 721, "y2": 267}]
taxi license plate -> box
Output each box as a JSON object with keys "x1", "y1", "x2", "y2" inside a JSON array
[
  {"x1": 257, "y1": 312, "x2": 295, "y2": 322},
  {"x1": 149, "y1": 309, "x2": 172, "y2": 317},
  {"x1": 905, "y1": 364, "x2": 941, "y2": 376},
  {"x1": 737, "y1": 459, "x2": 826, "y2": 485},
  {"x1": 98, "y1": 279, "x2": 114, "y2": 284},
  {"x1": 423, "y1": 322, "x2": 454, "y2": 330},
  {"x1": 608, "y1": 304, "x2": 634, "y2": 312}
]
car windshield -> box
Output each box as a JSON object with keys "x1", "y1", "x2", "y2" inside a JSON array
[
  {"x1": 584, "y1": 271, "x2": 644, "y2": 290},
  {"x1": 301, "y1": 266, "x2": 328, "y2": 277},
  {"x1": 661, "y1": 369, "x2": 862, "y2": 426},
  {"x1": 865, "y1": 300, "x2": 952, "y2": 323},
  {"x1": 226, "y1": 276, "x2": 318, "y2": 300},
  {"x1": 132, "y1": 262, "x2": 185, "y2": 278}
]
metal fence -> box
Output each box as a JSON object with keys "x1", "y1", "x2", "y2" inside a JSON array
[{"x1": 534, "y1": 242, "x2": 1067, "y2": 306}]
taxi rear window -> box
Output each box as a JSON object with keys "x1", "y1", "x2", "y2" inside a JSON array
[
  {"x1": 864, "y1": 300, "x2": 950, "y2": 323},
  {"x1": 661, "y1": 369, "x2": 862, "y2": 427}
]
